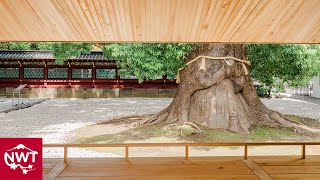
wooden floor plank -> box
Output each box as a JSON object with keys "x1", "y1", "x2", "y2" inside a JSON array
[
  {"x1": 44, "y1": 160, "x2": 71, "y2": 180},
  {"x1": 271, "y1": 174, "x2": 320, "y2": 180},
  {"x1": 56, "y1": 175, "x2": 259, "y2": 180},
  {"x1": 253, "y1": 158, "x2": 320, "y2": 166},
  {"x1": 262, "y1": 165, "x2": 320, "y2": 174},
  {"x1": 66, "y1": 157, "x2": 245, "y2": 167},
  {"x1": 242, "y1": 159, "x2": 273, "y2": 180},
  {"x1": 60, "y1": 165, "x2": 253, "y2": 177}
]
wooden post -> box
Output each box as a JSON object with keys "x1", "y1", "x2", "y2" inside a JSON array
[
  {"x1": 64, "y1": 147, "x2": 68, "y2": 162},
  {"x1": 92, "y1": 62, "x2": 96, "y2": 88},
  {"x1": 244, "y1": 145, "x2": 248, "y2": 160},
  {"x1": 302, "y1": 145, "x2": 306, "y2": 159},
  {"x1": 19, "y1": 60, "x2": 23, "y2": 85},
  {"x1": 68, "y1": 61, "x2": 72, "y2": 87},
  {"x1": 125, "y1": 146, "x2": 129, "y2": 161},
  {"x1": 185, "y1": 146, "x2": 189, "y2": 160}
]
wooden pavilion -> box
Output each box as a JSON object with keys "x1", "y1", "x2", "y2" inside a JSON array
[{"x1": 0, "y1": 50, "x2": 176, "y2": 89}]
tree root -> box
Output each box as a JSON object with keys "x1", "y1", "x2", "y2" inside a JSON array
[{"x1": 184, "y1": 122, "x2": 202, "y2": 132}]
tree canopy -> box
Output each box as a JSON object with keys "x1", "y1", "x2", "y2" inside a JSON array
[
  {"x1": 103, "y1": 43, "x2": 195, "y2": 81},
  {"x1": 247, "y1": 44, "x2": 320, "y2": 92}
]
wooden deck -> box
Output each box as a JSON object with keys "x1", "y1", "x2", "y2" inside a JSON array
[{"x1": 43, "y1": 156, "x2": 320, "y2": 180}]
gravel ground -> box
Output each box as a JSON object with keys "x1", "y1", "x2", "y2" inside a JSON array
[
  {"x1": 261, "y1": 95, "x2": 320, "y2": 120},
  {"x1": 0, "y1": 98, "x2": 172, "y2": 158},
  {"x1": 0, "y1": 96, "x2": 319, "y2": 158}
]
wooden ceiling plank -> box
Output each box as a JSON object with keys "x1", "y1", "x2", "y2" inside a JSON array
[
  {"x1": 217, "y1": 0, "x2": 253, "y2": 41},
  {"x1": 184, "y1": 0, "x2": 199, "y2": 41},
  {"x1": 198, "y1": 0, "x2": 216, "y2": 41},
  {"x1": 140, "y1": 0, "x2": 147, "y2": 41},
  {"x1": 209, "y1": 0, "x2": 230, "y2": 39},
  {"x1": 195, "y1": 0, "x2": 217, "y2": 42},
  {"x1": 99, "y1": 0, "x2": 114, "y2": 40},
  {"x1": 68, "y1": 0, "x2": 98, "y2": 41},
  {"x1": 86, "y1": 0, "x2": 107, "y2": 40},
  {"x1": 203, "y1": 0, "x2": 221, "y2": 42},
  {"x1": 224, "y1": 0, "x2": 260, "y2": 41},
  {"x1": 106, "y1": 0, "x2": 121, "y2": 41},
  {"x1": 112, "y1": 0, "x2": 127, "y2": 41},
  {"x1": 261, "y1": 0, "x2": 297, "y2": 42},
  {"x1": 212, "y1": 0, "x2": 241, "y2": 41},
  {"x1": 284, "y1": 0, "x2": 320, "y2": 43},
  {"x1": 116, "y1": 0, "x2": 132, "y2": 41},
  {"x1": 167, "y1": 0, "x2": 177, "y2": 41},
  {"x1": 29, "y1": 0, "x2": 82, "y2": 41},
  {"x1": 2, "y1": 0, "x2": 44, "y2": 41},
  {"x1": 230, "y1": 0, "x2": 272, "y2": 43},
  {"x1": 78, "y1": 0, "x2": 103, "y2": 40},
  {"x1": 54, "y1": 0, "x2": 89, "y2": 40},
  {"x1": 128, "y1": 0, "x2": 140, "y2": 41},
  {"x1": 0, "y1": 1, "x2": 22, "y2": 40}
]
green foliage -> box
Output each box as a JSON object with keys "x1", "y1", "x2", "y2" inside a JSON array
[
  {"x1": 255, "y1": 86, "x2": 269, "y2": 97},
  {"x1": 35, "y1": 42, "x2": 52, "y2": 50},
  {"x1": 103, "y1": 43, "x2": 196, "y2": 82},
  {"x1": 7, "y1": 42, "x2": 32, "y2": 50},
  {"x1": 0, "y1": 42, "x2": 52, "y2": 50},
  {"x1": 51, "y1": 43, "x2": 92, "y2": 64},
  {"x1": 0, "y1": 42, "x2": 10, "y2": 50},
  {"x1": 247, "y1": 44, "x2": 320, "y2": 90}
]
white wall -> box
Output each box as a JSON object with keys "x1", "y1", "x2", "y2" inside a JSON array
[{"x1": 312, "y1": 76, "x2": 320, "y2": 98}]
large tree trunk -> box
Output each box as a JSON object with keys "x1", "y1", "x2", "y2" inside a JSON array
[{"x1": 143, "y1": 44, "x2": 318, "y2": 134}]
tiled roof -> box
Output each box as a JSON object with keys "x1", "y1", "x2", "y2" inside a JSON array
[{"x1": 0, "y1": 50, "x2": 107, "y2": 60}]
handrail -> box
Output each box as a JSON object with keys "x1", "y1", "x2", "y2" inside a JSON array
[
  {"x1": 43, "y1": 142, "x2": 320, "y2": 162},
  {"x1": 43, "y1": 142, "x2": 320, "y2": 147}
]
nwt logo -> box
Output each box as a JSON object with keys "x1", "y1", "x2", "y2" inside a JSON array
[
  {"x1": 0, "y1": 138, "x2": 42, "y2": 180},
  {"x1": 4, "y1": 144, "x2": 38, "y2": 174}
]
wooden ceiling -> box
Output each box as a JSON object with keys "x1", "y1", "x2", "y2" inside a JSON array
[{"x1": 0, "y1": 0, "x2": 320, "y2": 43}]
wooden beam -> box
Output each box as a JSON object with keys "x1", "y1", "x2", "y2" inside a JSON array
[
  {"x1": 242, "y1": 159, "x2": 273, "y2": 180},
  {"x1": 43, "y1": 142, "x2": 320, "y2": 148}
]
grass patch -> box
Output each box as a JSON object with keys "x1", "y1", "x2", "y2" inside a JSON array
[
  {"x1": 285, "y1": 114, "x2": 320, "y2": 128},
  {"x1": 76, "y1": 124, "x2": 304, "y2": 145},
  {"x1": 74, "y1": 114, "x2": 319, "y2": 145}
]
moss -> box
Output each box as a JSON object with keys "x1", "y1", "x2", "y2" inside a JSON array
[{"x1": 249, "y1": 126, "x2": 297, "y2": 140}]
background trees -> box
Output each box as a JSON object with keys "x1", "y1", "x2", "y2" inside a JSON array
[
  {"x1": 1, "y1": 42, "x2": 319, "y2": 91},
  {"x1": 247, "y1": 44, "x2": 320, "y2": 96}
]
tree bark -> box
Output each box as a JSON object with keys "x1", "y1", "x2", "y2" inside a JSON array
[{"x1": 143, "y1": 44, "x2": 319, "y2": 134}]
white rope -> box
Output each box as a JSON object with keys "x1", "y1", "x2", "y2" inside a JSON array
[{"x1": 176, "y1": 56, "x2": 250, "y2": 84}]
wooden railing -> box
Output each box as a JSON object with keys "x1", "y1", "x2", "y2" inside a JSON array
[{"x1": 43, "y1": 142, "x2": 320, "y2": 162}]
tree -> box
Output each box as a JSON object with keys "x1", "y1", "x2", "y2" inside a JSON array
[
  {"x1": 51, "y1": 43, "x2": 92, "y2": 64},
  {"x1": 104, "y1": 43, "x2": 319, "y2": 134},
  {"x1": 103, "y1": 43, "x2": 195, "y2": 82},
  {"x1": 247, "y1": 44, "x2": 320, "y2": 95}
]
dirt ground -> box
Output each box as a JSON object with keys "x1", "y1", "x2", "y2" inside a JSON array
[{"x1": 68, "y1": 115, "x2": 320, "y2": 157}]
